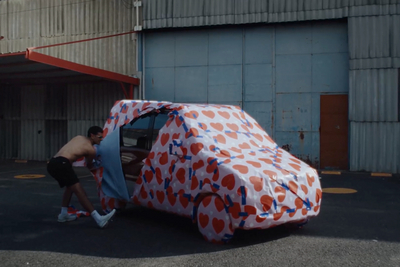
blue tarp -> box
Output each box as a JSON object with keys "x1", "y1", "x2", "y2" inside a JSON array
[{"x1": 96, "y1": 127, "x2": 130, "y2": 201}]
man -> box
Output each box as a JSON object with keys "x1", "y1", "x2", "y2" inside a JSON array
[{"x1": 47, "y1": 126, "x2": 116, "y2": 228}]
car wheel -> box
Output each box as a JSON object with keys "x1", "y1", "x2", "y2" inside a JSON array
[{"x1": 197, "y1": 195, "x2": 234, "y2": 244}]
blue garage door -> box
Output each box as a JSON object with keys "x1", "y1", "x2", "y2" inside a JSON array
[{"x1": 143, "y1": 20, "x2": 349, "y2": 168}]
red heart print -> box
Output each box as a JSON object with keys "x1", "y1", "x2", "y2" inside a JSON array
[
  {"x1": 213, "y1": 134, "x2": 226, "y2": 144},
  {"x1": 102, "y1": 128, "x2": 109, "y2": 138},
  {"x1": 144, "y1": 170, "x2": 153, "y2": 183},
  {"x1": 263, "y1": 170, "x2": 278, "y2": 180},
  {"x1": 239, "y1": 143, "x2": 251, "y2": 149},
  {"x1": 202, "y1": 110, "x2": 215, "y2": 119},
  {"x1": 159, "y1": 152, "x2": 169, "y2": 165},
  {"x1": 233, "y1": 165, "x2": 248, "y2": 174},
  {"x1": 225, "y1": 132, "x2": 238, "y2": 139},
  {"x1": 167, "y1": 193, "x2": 177, "y2": 206},
  {"x1": 193, "y1": 160, "x2": 204, "y2": 170},
  {"x1": 288, "y1": 181, "x2": 298, "y2": 194},
  {"x1": 161, "y1": 133, "x2": 170, "y2": 146},
  {"x1": 179, "y1": 195, "x2": 189, "y2": 208},
  {"x1": 316, "y1": 188, "x2": 322, "y2": 203},
  {"x1": 184, "y1": 111, "x2": 199, "y2": 119},
  {"x1": 290, "y1": 157, "x2": 301, "y2": 165},
  {"x1": 147, "y1": 201, "x2": 154, "y2": 209},
  {"x1": 140, "y1": 187, "x2": 148, "y2": 199},
  {"x1": 172, "y1": 133, "x2": 180, "y2": 139},
  {"x1": 215, "y1": 197, "x2": 225, "y2": 212},
  {"x1": 256, "y1": 215, "x2": 266, "y2": 223},
  {"x1": 295, "y1": 197, "x2": 303, "y2": 209},
  {"x1": 156, "y1": 191, "x2": 165, "y2": 204},
  {"x1": 221, "y1": 174, "x2": 235, "y2": 190},
  {"x1": 229, "y1": 147, "x2": 242, "y2": 153},
  {"x1": 307, "y1": 173, "x2": 316, "y2": 187},
  {"x1": 191, "y1": 176, "x2": 199, "y2": 190},
  {"x1": 148, "y1": 151, "x2": 155, "y2": 159},
  {"x1": 274, "y1": 186, "x2": 286, "y2": 202},
  {"x1": 185, "y1": 128, "x2": 199, "y2": 139},
  {"x1": 226, "y1": 123, "x2": 239, "y2": 132},
  {"x1": 142, "y1": 102, "x2": 151, "y2": 110},
  {"x1": 244, "y1": 205, "x2": 257, "y2": 216},
  {"x1": 218, "y1": 111, "x2": 230, "y2": 119},
  {"x1": 216, "y1": 150, "x2": 231, "y2": 158},
  {"x1": 166, "y1": 118, "x2": 173, "y2": 127},
  {"x1": 212, "y1": 218, "x2": 225, "y2": 234},
  {"x1": 199, "y1": 213, "x2": 209, "y2": 228},
  {"x1": 241, "y1": 124, "x2": 250, "y2": 132},
  {"x1": 155, "y1": 168, "x2": 163, "y2": 185},
  {"x1": 301, "y1": 184, "x2": 308, "y2": 194},
  {"x1": 175, "y1": 116, "x2": 183, "y2": 127},
  {"x1": 227, "y1": 202, "x2": 241, "y2": 219},
  {"x1": 289, "y1": 163, "x2": 301, "y2": 172},
  {"x1": 202, "y1": 196, "x2": 212, "y2": 208},
  {"x1": 190, "y1": 143, "x2": 204, "y2": 156},
  {"x1": 246, "y1": 161, "x2": 261, "y2": 168},
  {"x1": 260, "y1": 195, "x2": 273, "y2": 212},
  {"x1": 253, "y1": 133, "x2": 263, "y2": 142},
  {"x1": 210, "y1": 123, "x2": 224, "y2": 131},
  {"x1": 212, "y1": 168, "x2": 219, "y2": 182},
  {"x1": 176, "y1": 168, "x2": 186, "y2": 184},
  {"x1": 236, "y1": 186, "x2": 247, "y2": 197},
  {"x1": 259, "y1": 158, "x2": 273, "y2": 164},
  {"x1": 249, "y1": 176, "x2": 263, "y2": 192}
]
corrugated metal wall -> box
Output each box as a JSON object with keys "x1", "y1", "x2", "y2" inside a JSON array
[
  {"x1": 144, "y1": 20, "x2": 349, "y2": 168},
  {"x1": 348, "y1": 14, "x2": 400, "y2": 173},
  {"x1": 0, "y1": 86, "x2": 21, "y2": 159},
  {"x1": 0, "y1": 0, "x2": 138, "y2": 76},
  {"x1": 142, "y1": 0, "x2": 400, "y2": 29},
  {"x1": 0, "y1": 82, "x2": 123, "y2": 160}
]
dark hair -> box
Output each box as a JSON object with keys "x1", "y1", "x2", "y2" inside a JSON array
[{"x1": 87, "y1": 126, "x2": 103, "y2": 137}]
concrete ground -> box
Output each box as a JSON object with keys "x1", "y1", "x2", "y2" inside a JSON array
[{"x1": 0, "y1": 160, "x2": 399, "y2": 267}]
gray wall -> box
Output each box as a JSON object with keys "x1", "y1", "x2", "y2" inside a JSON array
[{"x1": 0, "y1": 82, "x2": 123, "y2": 160}]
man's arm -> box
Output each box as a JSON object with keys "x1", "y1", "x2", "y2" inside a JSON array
[{"x1": 85, "y1": 146, "x2": 96, "y2": 170}]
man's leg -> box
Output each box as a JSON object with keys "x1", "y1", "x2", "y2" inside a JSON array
[
  {"x1": 68, "y1": 182, "x2": 116, "y2": 228},
  {"x1": 68, "y1": 182, "x2": 95, "y2": 213},
  {"x1": 61, "y1": 187, "x2": 73, "y2": 207}
]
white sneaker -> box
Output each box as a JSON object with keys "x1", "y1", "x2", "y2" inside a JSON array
[
  {"x1": 58, "y1": 213, "x2": 77, "y2": 222},
  {"x1": 96, "y1": 209, "x2": 116, "y2": 229}
]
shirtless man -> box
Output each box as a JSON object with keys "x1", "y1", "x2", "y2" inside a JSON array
[{"x1": 47, "y1": 126, "x2": 116, "y2": 228}]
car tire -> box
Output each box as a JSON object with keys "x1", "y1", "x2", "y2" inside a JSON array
[{"x1": 197, "y1": 195, "x2": 234, "y2": 244}]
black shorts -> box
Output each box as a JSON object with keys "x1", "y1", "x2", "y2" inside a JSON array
[{"x1": 47, "y1": 157, "x2": 79, "y2": 188}]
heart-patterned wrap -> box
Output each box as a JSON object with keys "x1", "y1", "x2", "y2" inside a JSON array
[{"x1": 89, "y1": 100, "x2": 322, "y2": 242}]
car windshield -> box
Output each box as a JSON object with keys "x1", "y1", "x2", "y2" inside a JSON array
[{"x1": 122, "y1": 116, "x2": 151, "y2": 147}]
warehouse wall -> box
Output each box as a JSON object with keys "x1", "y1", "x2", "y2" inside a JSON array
[{"x1": 144, "y1": 19, "x2": 349, "y2": 168}]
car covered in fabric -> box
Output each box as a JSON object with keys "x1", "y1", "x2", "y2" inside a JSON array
[{"x1": 84, "y1": 100, "x2": 322, "y2": 243}]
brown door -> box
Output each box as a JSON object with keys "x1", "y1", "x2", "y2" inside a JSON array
[{"x1": 320, "y1": 95, "x2": 348, "y2": 170}]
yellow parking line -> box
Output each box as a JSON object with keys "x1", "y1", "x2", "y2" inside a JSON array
[
  {"x1": 14, "y1": 174, "x2": 45, "y2": 179},
  {"x1": 371, "y1": 173, "x2": 392, "y2": 177},
  {"x1": 321, "y1": 171, "x2": 341, "y2": 175},
  {"x1": 322, "y1": 188, "x2": 357, "y2": 194}
]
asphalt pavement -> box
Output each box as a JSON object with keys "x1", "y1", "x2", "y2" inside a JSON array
[{"x1": 0, "y1": 160, "x2": 399, "y2": 267}]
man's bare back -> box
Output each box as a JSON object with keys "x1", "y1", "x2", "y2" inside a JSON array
[{"x1": 55, "y1": 135, "x2": 96, "y2": 163}]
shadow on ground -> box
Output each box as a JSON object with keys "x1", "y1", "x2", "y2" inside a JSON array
[{"x1": 0, "y1": 160, "x2": 399, "y2": 258}]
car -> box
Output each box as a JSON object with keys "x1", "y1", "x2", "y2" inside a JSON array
[{"x1": 81, "y1": 100, "x2": 322, "y2": 243}]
